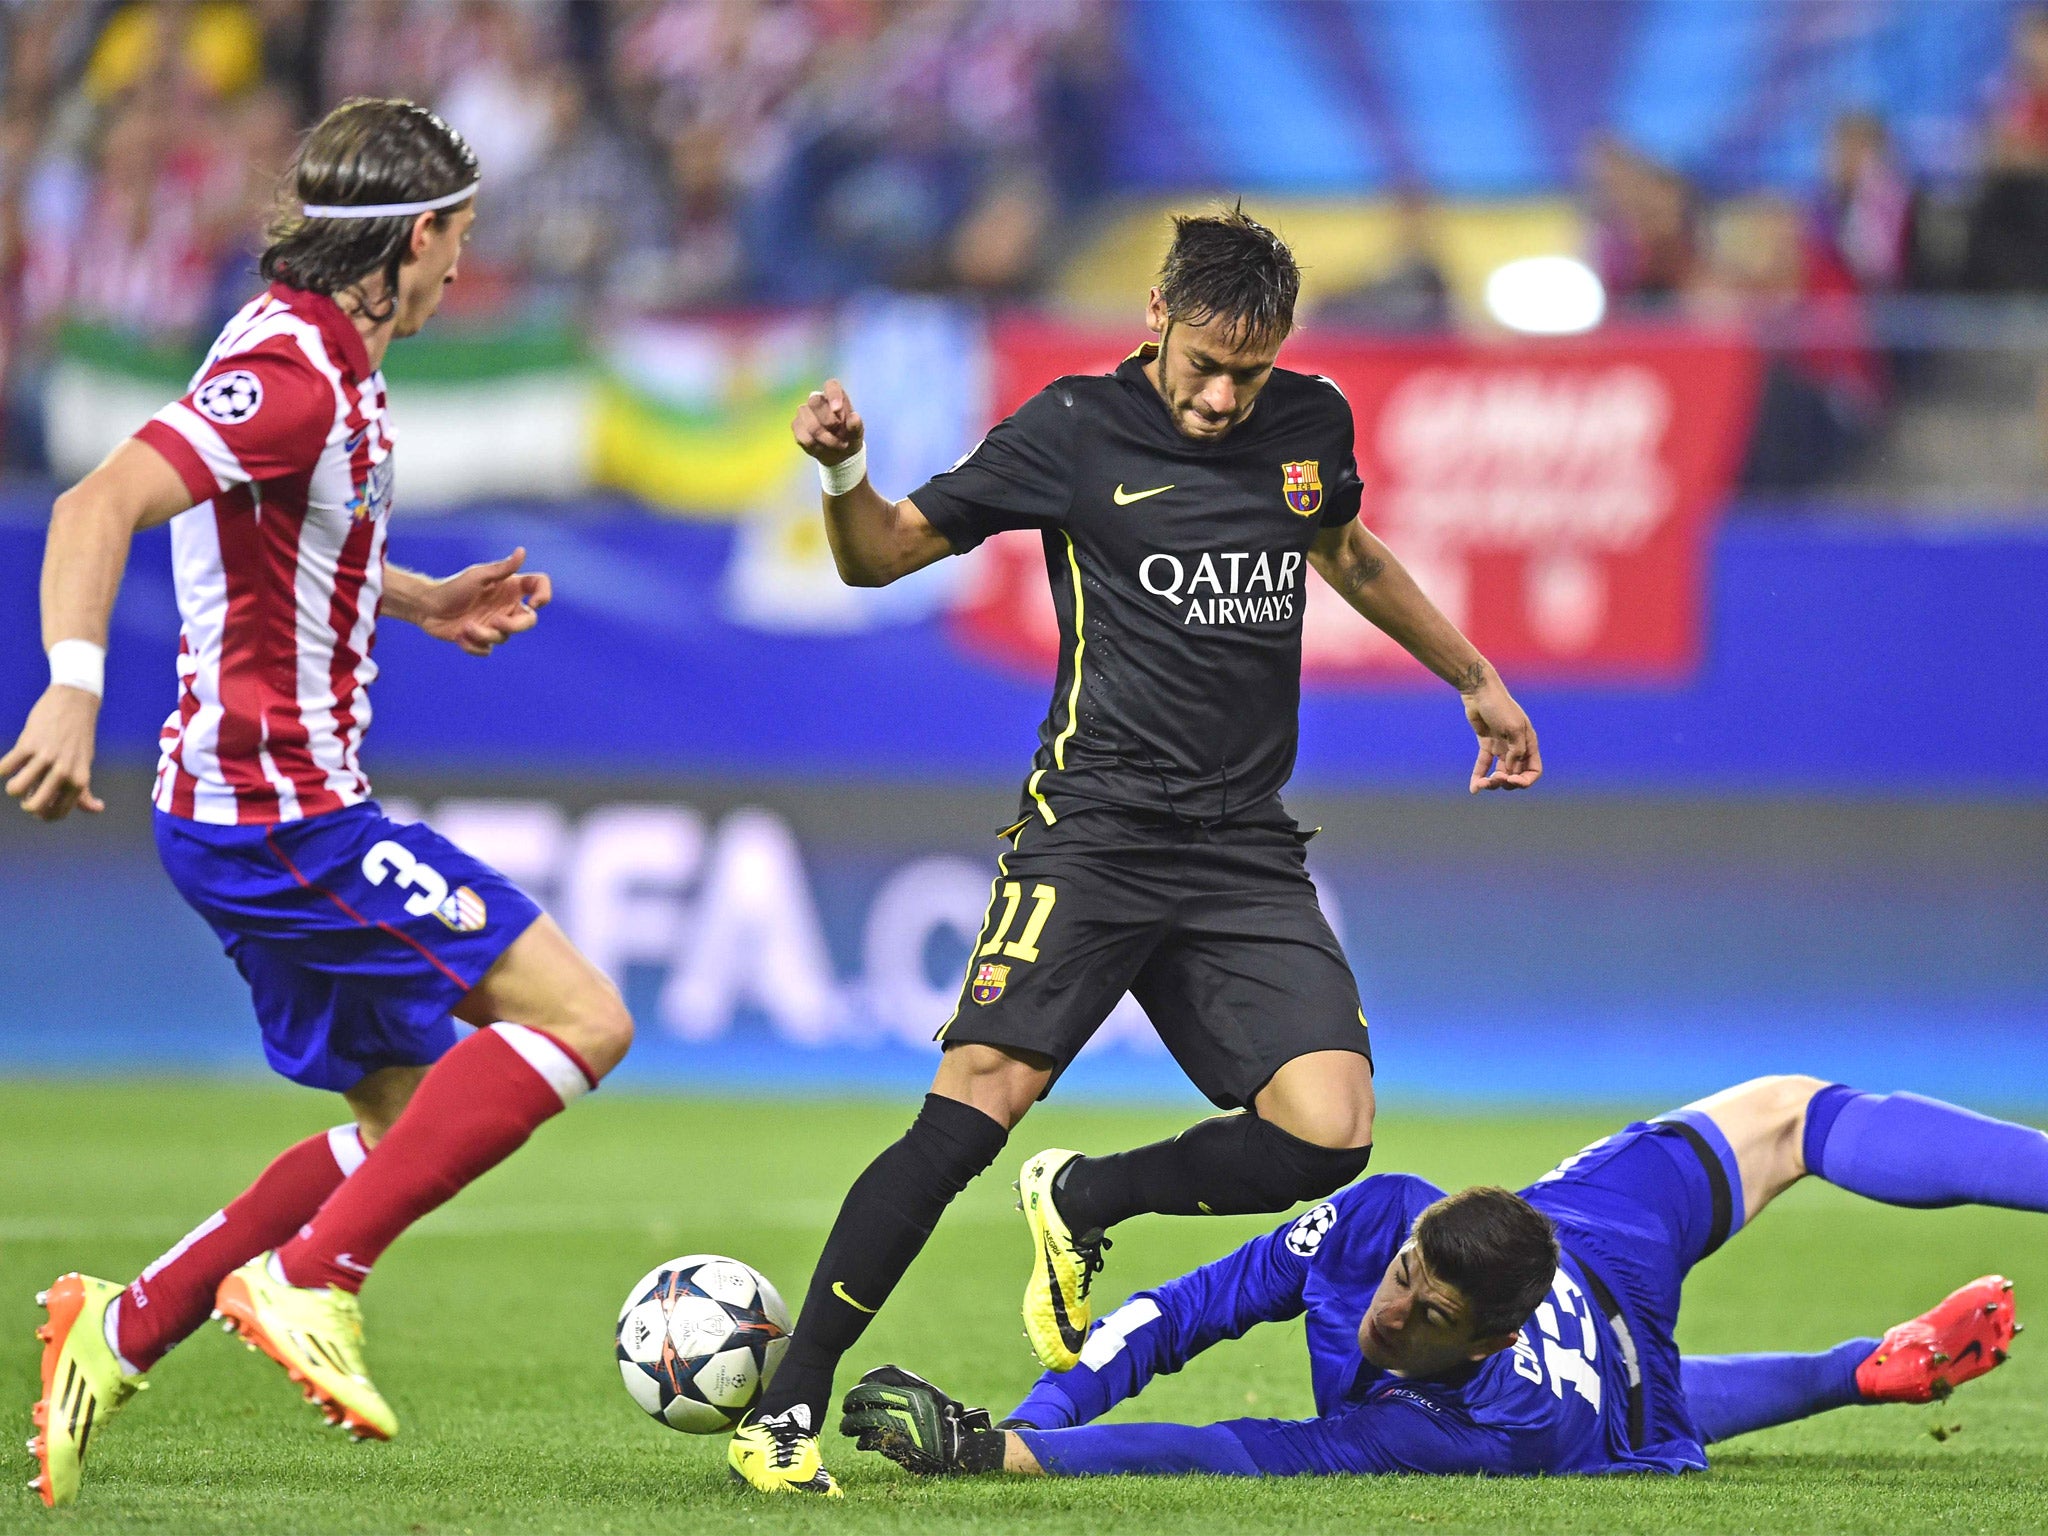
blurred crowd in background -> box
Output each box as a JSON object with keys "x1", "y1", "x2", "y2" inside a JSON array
[
  {"x1": 0, "y1": 0, "x2": 1113, "y2": 470},
  {"x1": 0, "y1": 0, "x2": 1110, "y2": 327},
  {"x1": 6, "y1": 0, "x2": 2048, "y2": 497}
]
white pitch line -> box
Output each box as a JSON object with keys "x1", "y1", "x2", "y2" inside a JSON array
[{"x1": 0, "y1": 1202, "x2": 1022, "y2": 1244}]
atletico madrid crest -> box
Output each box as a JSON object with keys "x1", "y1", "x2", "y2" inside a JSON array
[
  {"x1": 1282, "y1": 460, "x2": 1323, "y2": 516},
  {"x1": 971, "y1": 961, "x2": 1010, "y2": 1005},
  {"x1": 434, "y1": 885, "x2": 489, "y2": 933}
]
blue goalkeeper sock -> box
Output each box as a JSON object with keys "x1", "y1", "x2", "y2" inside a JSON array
[
  {"x1": 1682, "y1": 1340, "x2": 1876, "y2": 1444},
  {"x1": 1803, "y1": 1086, "x2": 2048, "y2": 1211}
]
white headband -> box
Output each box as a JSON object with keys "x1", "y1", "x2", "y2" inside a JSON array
[{"x1": 300, "y1": 181, "x2": 478, "y2": 219}]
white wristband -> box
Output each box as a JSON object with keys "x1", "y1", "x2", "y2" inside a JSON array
[
  {"x1": 818, "y1": 445, "x2": 868, "y2": 497},
  {"x1": 48, "y1": 639, "x2": 105, "y2": 699}
]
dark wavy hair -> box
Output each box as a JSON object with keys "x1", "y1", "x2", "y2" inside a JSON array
[
  {"x1": 1412, "y1": 1186, "x2": 1560, "y2": 1338},
  {"x1": 259, "y1": 98, "x2": 479, "y2": 324},
  {"x1": 1157, "y1": 203, "x2": 1300, "y2": 348}
]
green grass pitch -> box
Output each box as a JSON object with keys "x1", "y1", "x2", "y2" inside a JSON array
[{"x1": 2, "y1": 1080, "x2": 2044, "y2": 1534}]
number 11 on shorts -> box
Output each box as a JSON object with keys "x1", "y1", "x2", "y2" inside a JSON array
[{"x1": 979, "y1": 882, "x2": 1056, "y2": 963}]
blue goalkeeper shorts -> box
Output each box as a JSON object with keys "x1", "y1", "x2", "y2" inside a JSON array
[
  {"x1": 1520, "y1": 1109, "x2": 1749, "y2": 1459},
  {"x1": 156, "y1": 802, "x2": 543, "y2": 1092}
]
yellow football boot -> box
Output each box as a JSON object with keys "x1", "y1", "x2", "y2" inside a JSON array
[
  {"x1": 214, "y1": 1255, "x2": 397, "y2": 1441},
  {"x1": 28, "y1": 1274, "x2": 145, "y2": 1507},
  {"x1": 1018, "y1": 1149, "x2": 1110, "y2": 1371},
  {"x1": 727, "y1": 1408, "x2": 842, "y2": 1496}
]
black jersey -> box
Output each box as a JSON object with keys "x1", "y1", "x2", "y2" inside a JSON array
[{"x1": 911, "y1": 347, "x2": 1363, "y2": 826}]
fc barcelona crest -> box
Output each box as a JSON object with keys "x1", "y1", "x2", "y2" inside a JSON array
[
  {"x1": 1282, "y1": 460, "x2": 1322, "y2": 516},
  {"x1": 971, "y1": 961, "x2": 1010, "y2": 1005}
]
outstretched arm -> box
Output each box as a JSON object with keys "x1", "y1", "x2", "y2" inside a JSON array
[
  {"x1": 1309, "y1": 521, "x2": 1541, "y2": 793},
  {"x1": 792, "y1": 378, "x2": 951, "y2": 587},
  {"x1": 1005, "y1": 1391, "x2": 1504, "y2": 1478},
  {"x1": 1008, "y1": 1216, "x2": 1312, "y2": 1430},
  {"x1": 2, "y1": 439, "x2": 194, "y2": 820}
]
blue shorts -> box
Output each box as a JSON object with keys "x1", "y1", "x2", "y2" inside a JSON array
[
  {"x1": 156, "y1": 803, "x2": 543, "y2": 1092},
  {"x1": 1520, "y1": 1110, "x2": 1748, "y2": 1460}
]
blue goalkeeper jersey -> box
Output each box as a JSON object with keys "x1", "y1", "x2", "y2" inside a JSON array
[{"x1": 1010, "y1": 1170, "x2": 1709, "y2": 1478}]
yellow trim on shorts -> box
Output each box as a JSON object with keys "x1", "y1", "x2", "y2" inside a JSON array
[{"x1": 936, "y1": 832, "x2": 1022, "y2": 1041}]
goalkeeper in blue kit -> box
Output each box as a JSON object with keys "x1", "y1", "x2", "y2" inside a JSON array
[{"x1": 843, "y1": 1075, "x2": 2041, "y2": 1479}]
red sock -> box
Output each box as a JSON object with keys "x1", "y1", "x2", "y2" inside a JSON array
[
  {"x1": 114, "y1": 1125, "x2": 364, "y2": 1371},
  {"x1": 275, "y1": 1025, "x2": 595, "y2": 1293}
]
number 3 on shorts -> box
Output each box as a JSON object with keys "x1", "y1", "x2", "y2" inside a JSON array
[
  {"x1": 362, "y1": 838, "x2": 450, "y2": 918},
  {"x1": 979, "y1": 881, "x2": 1056, "y2": 964}
]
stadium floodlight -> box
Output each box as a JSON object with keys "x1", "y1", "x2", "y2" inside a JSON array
[{"x1": 1484, "y1": 255, "x2": 1606, "y2": 335}]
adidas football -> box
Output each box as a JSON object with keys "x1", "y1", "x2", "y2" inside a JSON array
[{"x1": 615, "y1": 1254, "x2": 791, "y2": 1433}]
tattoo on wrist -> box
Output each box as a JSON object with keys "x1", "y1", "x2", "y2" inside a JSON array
[{"x1": 1453, "y1": 661, "x2": 1489, "y2": 693}]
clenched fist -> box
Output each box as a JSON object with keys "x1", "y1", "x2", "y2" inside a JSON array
[{"x1": 793, "y1": 379, "x2": 864, "y2": 466}]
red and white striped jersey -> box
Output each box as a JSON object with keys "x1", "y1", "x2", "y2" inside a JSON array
[{"x1": 134, "y1": 283, "x2": 396, "y2": 825}]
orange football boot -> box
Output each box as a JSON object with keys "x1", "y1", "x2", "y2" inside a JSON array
[
  {"x1": 1856, "y1": 1275, "x2": 2020, "y2": 1404},
  {"x1": 27, "y1": 1274, "x2": 143, "y2": 1506}
]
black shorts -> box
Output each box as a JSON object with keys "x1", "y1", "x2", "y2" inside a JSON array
[{"x1": 937, "y1": 804, "x2": 1371, "y2": 1109}]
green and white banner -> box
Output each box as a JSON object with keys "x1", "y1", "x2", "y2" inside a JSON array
[
  {"x1": 46, "y1": 323, "x2": 592, "y2": 508},
  {"x1": 48, "y1": 302, "x2": 981, "y2": 523}
]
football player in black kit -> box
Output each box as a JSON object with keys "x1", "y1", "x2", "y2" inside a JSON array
[{"x1": 730, "y1": 207, "x2": 1543, "y2": 1495}]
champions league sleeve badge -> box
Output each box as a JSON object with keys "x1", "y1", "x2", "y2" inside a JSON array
[
  {"x1": 1285, "y1": 1201, "x2": 1337, "y2": 1256},
  {"x1": 194, "y1": 369, "x2": 264, "y2": 426},
  {"x1": 1282, "y1": 460, "x2": 1323, "y2": 516}
]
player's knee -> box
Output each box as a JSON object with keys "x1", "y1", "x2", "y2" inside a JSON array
[
  {"x1": 345, "y1": 1065, "x2": 426, "y2": 1146},
  {"x1": 933, "y1": 1043, "x2": 1052, "y2": 1130},
  {"x1": 1755, "y1": 1074, "x2": 1829, "y2": 1166},
  {"x1": 1706, "y1": 1074, "x2": 1828, "y2": 1187},
  {"x1": 556, "y1": 973, "x2": 634, "y2": 1078},
  {"x1": 1279, "y1": 1097, "x2": 1374, "y2": 1153},
  {"x1": 1257, "y1": 1051, "x2": 1375, "y2": 1151},
  {"x1": 1732, "y1": 1074, "x2": 1827, "y2": 1130},
  {"x1": 1247, "y1": 1116, "x2": 1375, "y2": 1206}
]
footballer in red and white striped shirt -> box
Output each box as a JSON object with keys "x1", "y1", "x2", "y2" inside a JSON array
[
  {"x1": 4, "y1": 98, "x2": 635, "y2": 1508},
  {"x1": 137, "y1": 281, "x2": 396, "y2": 824}
]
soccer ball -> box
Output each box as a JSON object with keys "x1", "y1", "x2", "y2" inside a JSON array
[{"x1": 615, "y1": 1254, "x2": 790, "y2": 1433}]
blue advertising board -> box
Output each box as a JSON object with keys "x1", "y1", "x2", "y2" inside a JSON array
[
  {"x1": 1, "y1": 496, "x2": 2043, "y2": 795},
  {"x1": 1, "y1": 779, "x2": 2041, "y2": 1106}
]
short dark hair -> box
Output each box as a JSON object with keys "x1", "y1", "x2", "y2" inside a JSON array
[
  {"x1": 260, "y1": 98, "x2": 479, "y2": 324},
  {"x1": 1157, "y1": 204, "x2": 1300, "y2": 349},
  {"x1": 1412, "y1": 1186, "x2": 1559, "y2": 1338}
]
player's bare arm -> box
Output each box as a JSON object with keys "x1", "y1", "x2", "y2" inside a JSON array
[
  {"x1": 382, "y1": 548, "x2": 553, "y2": 657},
  {"x1": 1309, "y1": 521, "x2": 1542, "y2": 794},
  {"x1": 793, "y1": 377, "x2": 951, "y2": 586},
  {"x1": 2, "y1": 440, "x2": 195, "y2": 821}
]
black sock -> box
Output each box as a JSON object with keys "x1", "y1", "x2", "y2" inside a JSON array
[
  {"x1": 1053, "y1": 1112, "x2": 1373, "y2": 1234},
  {"x1": 757, "y1": 1093, "x2": 1008, "y2": 1427}
]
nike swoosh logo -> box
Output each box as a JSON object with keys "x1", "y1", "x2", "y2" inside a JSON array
[
  {"x1": 1112, "y1": 483, "x2": 1174, "y2": 505},
  {"x1": 831, "y1": 1281, "x2": 877, "y2": 1315},
  {"x1": 334, "y1": 1253, "x2": 373, "y2": 1276},
  {"x1": 1042, "y1": 1242, "x2": 1086, "y2": 1353},
  {"x1": 1951, "y1": 1339, "x2": 1984, "y2": 1365}
]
